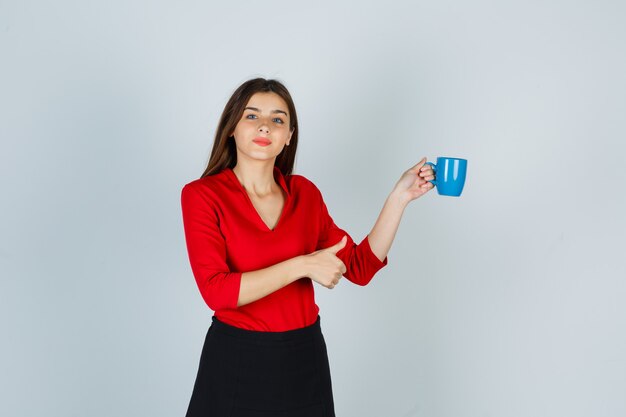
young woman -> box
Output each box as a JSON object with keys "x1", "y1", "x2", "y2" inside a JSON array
[{"x1": 181, "y1": 78, "x2": 434, "y2": 416}]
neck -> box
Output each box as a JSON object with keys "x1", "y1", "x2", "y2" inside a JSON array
[{"x1": 232, "y1": 160, "x2": 277, "y2": 196}]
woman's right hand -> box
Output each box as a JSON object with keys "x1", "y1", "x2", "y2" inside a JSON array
[{"x1": 303, "y1": 236, "x2": 348, "y2": 289}]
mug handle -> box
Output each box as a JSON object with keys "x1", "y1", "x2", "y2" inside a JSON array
[{"x1": 425, "y1": 162, "x2": 437, "y2": 186}]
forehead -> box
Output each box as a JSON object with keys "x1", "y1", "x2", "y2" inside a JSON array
[{"x1": 245, "y1": 92, "x2": 289, "y2": 111}]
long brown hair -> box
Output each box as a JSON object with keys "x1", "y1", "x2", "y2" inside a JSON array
[{"x1": 201, "y1": 78, "x2": 299, "y2": 178}]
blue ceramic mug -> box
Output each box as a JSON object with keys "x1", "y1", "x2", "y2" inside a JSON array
[{"x1": 425, "y1": 157, "x2": 467, "y2": 197}]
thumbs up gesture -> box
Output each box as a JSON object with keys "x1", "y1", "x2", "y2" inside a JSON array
[{"x1": 304, "y1": 236, "x2": 348, "y2": 289}]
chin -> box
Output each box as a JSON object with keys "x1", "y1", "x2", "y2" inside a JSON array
[{"x1": 248, "y1": 152, "x2": 279, "y2": 161}]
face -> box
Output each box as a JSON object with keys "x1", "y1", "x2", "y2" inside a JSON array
[{"x1": 230, "y1": 92, "x2": 294, "y2": 163}]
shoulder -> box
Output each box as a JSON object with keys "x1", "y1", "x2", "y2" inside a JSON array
[
  {"x1": 181, "y1": 169, "x2": 232, "y2": 205},
  {"x1": 287, "y1": 173, "x2": 323, "y2": 199}
]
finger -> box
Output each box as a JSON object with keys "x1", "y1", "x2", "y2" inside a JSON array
[
  {"x1": 324, "y1": 235, "x2": 347, "y2": 254},
  {"x1": 334, "y1": 259, "x2": 347, "y2": 274}
]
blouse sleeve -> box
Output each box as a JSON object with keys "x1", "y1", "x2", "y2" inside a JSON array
[
  {"x1": 181, "y1": 183, "x2": 241, "y2": 311},
  {"x1": 315, "y1": 188, "x2": 388, "y2": 286}
]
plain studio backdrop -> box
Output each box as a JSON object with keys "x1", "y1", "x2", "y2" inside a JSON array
[{"x1": 1, "y1": 1, "x2": 625, "y2": 416}]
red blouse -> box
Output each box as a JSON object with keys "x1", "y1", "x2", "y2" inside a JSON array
[{"x1": 181, "y1": 166, "x2": 388, "y2": 331}]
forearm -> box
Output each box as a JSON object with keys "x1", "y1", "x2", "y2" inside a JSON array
[
  {"x1": 237, "y1": 256, "x2": 307, "y2": 307},
  {"x1": 367, "y1": 191, "x2": 409, "y2": 262}
]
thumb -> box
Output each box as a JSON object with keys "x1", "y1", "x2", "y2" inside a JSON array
[
  {"x1": 409, "y1": 157, "x2": 428, "y2": 173},
  {"x1": 325, "y1": 235, "x2": 347, "y2": 254}
]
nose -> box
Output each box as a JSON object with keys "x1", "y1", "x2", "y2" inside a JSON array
[
  {"x1": 257, "y1": 116, "x2": 271, "y2": 134},
  {"x1": 258, "y1": 122, "x2": 270, "y2": 134}
]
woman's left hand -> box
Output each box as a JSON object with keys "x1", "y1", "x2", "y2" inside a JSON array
[{"x1": 392, "y1": 157, "x2": 435, "y2": 204}]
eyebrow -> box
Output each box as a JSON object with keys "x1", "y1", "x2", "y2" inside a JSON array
[{"x1": 244, "y1": 106, "x2": 288, "y2": 116}]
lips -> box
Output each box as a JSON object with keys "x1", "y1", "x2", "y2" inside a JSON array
[{"x1": 252, "y1": 137, "x2": 272, "y2": 146}]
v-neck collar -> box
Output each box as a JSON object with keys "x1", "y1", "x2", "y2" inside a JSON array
[{"x1": 224, "y1": 166, "x2": 291, "y2": 232}]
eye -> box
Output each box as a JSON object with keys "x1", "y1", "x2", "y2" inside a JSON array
[
  {"x1": 246, "y1": 114, "x2": 258, "y2": 119},
  {"x1": 273, "y1": 118, "x2": 284, "y2": 124}
]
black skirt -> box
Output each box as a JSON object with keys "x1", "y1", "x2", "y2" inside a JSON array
[{"x1": 185, "y1": 316, "x2": 336, "y2": 417}]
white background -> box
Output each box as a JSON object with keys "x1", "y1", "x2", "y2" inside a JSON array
[{"x1": 1, "y1": 1, "x2": 625, "y2": 416}]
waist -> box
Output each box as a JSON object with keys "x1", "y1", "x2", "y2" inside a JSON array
[
  {"x1": 213, "y1": 283, "x2": 320, "y2": 332},
  {"x1": 211, "y1": 315, "x2": 322, "y2": 342}
]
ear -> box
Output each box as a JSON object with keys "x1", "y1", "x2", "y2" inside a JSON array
[{"x1": 286, "y1": 128, "x2": 294, "y2": 146}]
